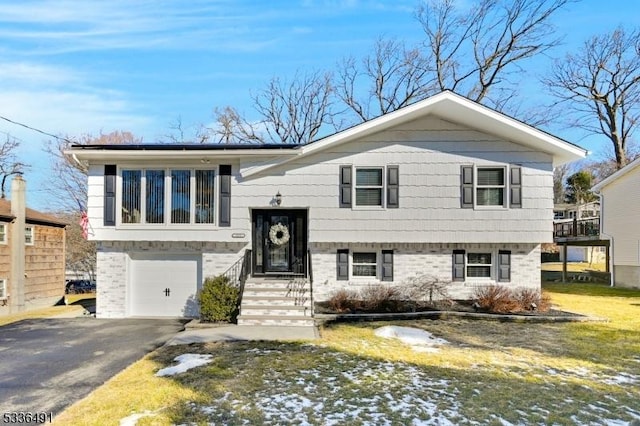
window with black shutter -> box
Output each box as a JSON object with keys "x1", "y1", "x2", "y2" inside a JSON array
[
  {"x1": 104, "y1": 165, "x2": 116, "y2": 226},
  {"x1": 337, "y1": 249, "x2": 349, "y2": 280},
  {"x1": 381, "y1": 250, "x2": 394, "y2": 281},
  {"x1": 498, "y1": 250, "x2": 511, "y2": 282},
  {"x1": 452, "y1": 250, "x2": 466, "y2": 281}
]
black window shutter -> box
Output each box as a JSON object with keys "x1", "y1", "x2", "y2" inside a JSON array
[
  {"x1": 337, "y1": 249, "x2": 349, "y2": 280},
  {"x1": 452, "y1": 249, "x2": 466, "y2": 281},
  {"x1": 498, "y1": 250, "x2": 511, "y2": 282},
  {"x1": 339, "y1": 166, "x2": 352, "y2": 208},
  {"x1": 387, "y1": 166, "x2": 399, "y2": 208},
  {"x1": 219, "y1": 165, "x2": 232, "y2": 227},
  {"x1": 461, "y1": 166, "x2": 474, "y2": 208},
  {"x1": 381, "y1": 250, "x2": 394, "y2": 281},
  {"x1": 510, "y1": 166, "x2": 522, "y2": 208},
  {"x1": 104, "y1": 165, "x2": 116, "y2": 226}
]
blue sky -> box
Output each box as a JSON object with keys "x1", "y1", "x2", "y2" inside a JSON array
[{"x1": 0, "y1": 0, "x2": 639, "y2": 211}]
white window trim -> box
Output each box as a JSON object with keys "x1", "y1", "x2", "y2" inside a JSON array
[
  {"x1": 25, "y1": 226, "x2": 34, "y2": 246},
  {"x1": 474, "y1": 166, "x2": 507, "y2": 209},
  {"x1": 117, "y1": 166, "x2": 218, "y2": 228},
  {"x1": 466, "y1": 252, "x2": 494, "y2": 280},
  {"x1": 351, "y1": 251, "x2": 379, "y2": 279},
  {"x1": 0, "y1": 278, "x2": 6, "y2": 299},
  {"x1": 353, "y1": 166, "x2": 386, "y2": 210},
  {"x1": 0, "y1": 223, "x2": 6, "y2": 244}
]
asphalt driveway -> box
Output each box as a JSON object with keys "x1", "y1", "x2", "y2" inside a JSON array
[{"x1": 0, "y1": 317, "x2": 185, "y2": 419}]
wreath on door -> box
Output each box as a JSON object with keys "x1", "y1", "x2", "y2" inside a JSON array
[{"x1": 269, "y1": 222, "x2": 290, "y2": 246}]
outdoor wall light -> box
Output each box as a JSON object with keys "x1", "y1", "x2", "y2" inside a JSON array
[
  {"x1": 200, "y1": 158, "x2": 210, "y2": 164},
  {"x1": 275, "y1": 191, "x2": 282, "y2": 206}
]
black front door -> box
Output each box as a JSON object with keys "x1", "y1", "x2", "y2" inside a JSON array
[{"x1": 252, "y1": 209, "x2": 307, "y2": 276}]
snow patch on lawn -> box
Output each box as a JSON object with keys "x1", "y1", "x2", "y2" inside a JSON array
[
  {"x1": 156, "y1": 354, "x2": 213, "y2": 377},
  {"x1": 375, "y1": 326, "x2": 448, "y2": 352}
]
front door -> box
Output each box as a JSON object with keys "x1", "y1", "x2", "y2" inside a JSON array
[{"x1": 252, "y1": 209, "x2": 307, "y2": 276}]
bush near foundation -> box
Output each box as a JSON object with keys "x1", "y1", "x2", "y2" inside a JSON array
[
  {"x1": 326, "y1": 285, "x2": 401, "y2": 313},
  {"x1": 198, "y1": 275, "x2": 239, "y2": 322},
  {"x1": 473, "y1": 285, "x2": 550, "y2": 314}
]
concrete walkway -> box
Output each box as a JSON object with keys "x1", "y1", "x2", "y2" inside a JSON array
[{"x1": 166, "y1": 324, "x2": 319, "y2": 345}]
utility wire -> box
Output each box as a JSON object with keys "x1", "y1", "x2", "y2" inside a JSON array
[{"x1": 0, "y1": 114, "x2": 75, "y2": 144}]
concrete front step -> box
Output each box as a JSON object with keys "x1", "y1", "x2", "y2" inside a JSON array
[
  {"x1": 241, "y1": 296, "x2": 311, "y2": 307},
  {"x1": 240, "y1": 278, "x2": 314, "y2": 326},
  {"x1": 237, "y1": 315, "x2": 315, "y2": 327},
  {"x1": 242, "y1": 288, "x2": 311, "y2": 298},
  {"x1": 241, "y1": 305, "x2": 311, "y2": 317}
]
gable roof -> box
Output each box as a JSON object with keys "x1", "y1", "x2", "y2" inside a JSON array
[
  {"x1": 0, "y1": 198, "x2": 67, "y2": 227},
  {"x1": 67, "y1": 91, "x2": 587, "y2": 173},
  {"x1": 592, "y1": 157, "x2": 640, "y2": 192}
]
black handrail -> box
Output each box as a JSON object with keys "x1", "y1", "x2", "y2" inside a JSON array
[
  {"x1": 553, "y1": 217, "x2": 600, "y2": 239},
  {"x1": 221, "y1": 249, "x2": 252, "y2": 308},
  {"x1": 307, "y1": 248, "x2": 314, "y2": 316}
]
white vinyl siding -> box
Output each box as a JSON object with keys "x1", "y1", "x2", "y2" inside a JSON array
[{"x1": 600, "y1": 165, "x2": 640, "y2": 267}]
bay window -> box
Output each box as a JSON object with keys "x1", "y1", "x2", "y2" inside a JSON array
[{"x1": 120, "y1": 168, "x2": 216, "y2": 225}]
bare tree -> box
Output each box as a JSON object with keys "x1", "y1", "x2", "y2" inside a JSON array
[
  {"x1": 0, "y1": 135, "x2": 29, "y2": 198},
  {"x1": 254, "y1": 70, "x2": 335, "y2": 145},
  {"x1": 335, "y1": 37, "x2": 437, "y2": 123},
  {"x1": 417, "y1": 0, "x2": 572, "y2": 110},
  {"x1": 46, "y1": 130, "x2": 141, "y2": 212},
  {"x1": 553, "y1": 163, "x2": 572, "y2": 204},
  {"x1": 209, "y1": 71, "x2": 335, "y2": 145},
  {"x1": 209, "y1": 106, "x2": 263, "y2": 144},
  {"x1": 53, "y1": 211, "x2": 97, "y2": 281},
  {"x1": 545, "y1": 27, "x2": 640, "y2": 170}
]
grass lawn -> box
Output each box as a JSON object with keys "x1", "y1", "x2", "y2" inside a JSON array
[
  {"x1": 0, "y1": 294, "x2": 95, "y2": 326},
  {"x1": 541, "y1": 262, "x2": 607, "y2": 272},
  {"x1": 53, "y1": 284, "x2": 640, "y2": 425}
]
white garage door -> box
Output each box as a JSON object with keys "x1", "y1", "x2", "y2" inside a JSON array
[{"x1": 129, "y1": 254, "x2": 201, "y2": 317}]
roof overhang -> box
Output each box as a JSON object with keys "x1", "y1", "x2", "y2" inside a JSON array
[
  {"x1": 592, "y1": 157, "x2": 640, "y2": 192},
  {"x1": 65, "y1": 92, "x2": 587, "y2": 175},
  {"x1": 66, "y1": 144, "x2": 300, "y2": 162},
  {"x1": 243, "y1": 91, "x2": 587, "y2": 177}
]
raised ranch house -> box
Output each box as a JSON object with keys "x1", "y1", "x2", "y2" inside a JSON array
[
  {"x1": 67, "y1": 91, "x2": 586, "y2": 324},
  {"x1": 0, "y1": 177, "x2": 67, "y2": 315},
  {"x1": 592, "y1": 157, "x2": 640, "y2": 288}
]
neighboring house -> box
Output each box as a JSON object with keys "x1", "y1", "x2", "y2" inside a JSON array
[
  {"x1": 0, "y1": 177, "x2": 67, "y2": 315},
  {"x1": 552, "y1": 201, "x2": 604, "y2": 264},
  {"x1": 67, "y1": 91, "x2": 586, "y2": 321},
  {"x1": 553, "y1": 201, "x2": 600, "y2": 220},
  {"x1": 559, "y1": 246, "x2": 606, "y2": 264},
  {"x1": 592, "y1": 157, "x2": 640, "y2": 288}
]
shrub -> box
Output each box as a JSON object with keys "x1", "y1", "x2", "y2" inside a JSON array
[
  {"x1": 198, "y1": 275, "x2": 239, "y2": 322},
  {"x1": 515, "y1": 288, "x2": 551, "y2": 312},
  {"x1": 402, "y1": 274, "x2": 452, "y2": 305},
  {"x1": 359, "y1": 285, "x2": 401, "y2": 312},
  {"x1": 327, "y1": 289, "x2": 358, "y2": 313},
  {"x1": 474, "y1": 285, "x2": 520, "y2": 313},
  {"x1": 474, "y1": 285, "x2": 551, "y2": 314}
]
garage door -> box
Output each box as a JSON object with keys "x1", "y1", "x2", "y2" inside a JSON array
[{"x1": 129, "y1": 254, "x2": 201, "y2": 317}]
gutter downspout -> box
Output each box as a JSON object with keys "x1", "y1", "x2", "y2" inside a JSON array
[{"x1": 596, "y1": 192, "x2": 615, "y2": 287}]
